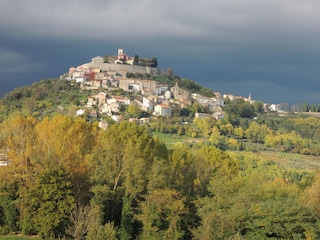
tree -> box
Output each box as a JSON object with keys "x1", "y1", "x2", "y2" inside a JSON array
[
  {"x1": 0, "y1": 116, "x2": 38, "y2": 169},
  {"x1": 127, "y1": 103, "x2": 141, "y2": 118},
  {"x1": 27, "y1": 167, "x2": 75, "y2": 238},
  {"x1": 169, "y1": 144, "x2": 197, "y2": 199},
  {"x1": 88, "y1": 121, "x2": 168, "y2": 238},
  {"x1": 240, "y1": 101, "x2": 255, "y2": 118},
  {"x1": 0, "y1": 180, "x2": 19, "y2": 233},
  {"x1": 193, "y1": 117, "x2": 215, "y2": 137},
  {"x1": 242, "y1": 176, "x2": 319, "y2": 239},
  {"x1": 151, "y1": 57, "x2": 158, "y2": 68},
  {"x1": 32, "y1": 115, "x2": 97, "y2": 203},
  {"x1": 245, "y1": 121, "x2": 272, "y2": 144},
  {"x1": 137, "y1": 189, "x2": 187, "y2": 240},
  {"x1": 87, "y1": 222, "x2": 118, "y2": 240},
  {"x1": 69, "y1": 205, "x2": 91, "y2": 240},
  {"x1": 191, "y1": 145, "x2": 240, "y2": 222},
  {"x1": 253, "y1": 101, "x2": 264, "y2": 114},
  {"x1": 133, "y1": 54, "x2": 139, "y2": 65},
  {"x1": 192, "y1": 176, "x2": 245, "y2": 240}
]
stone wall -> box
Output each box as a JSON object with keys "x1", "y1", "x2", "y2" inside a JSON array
[{"x1": 85, "y1": 62, "x2": 160, "y2": 75}]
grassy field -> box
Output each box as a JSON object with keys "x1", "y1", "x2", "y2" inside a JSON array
[
  {"x1": 152, "y1": 131, "x2": 201, "y2": 146},
  {"x1": 260, "y1": 151, "x2": 320, "y2": 170}
]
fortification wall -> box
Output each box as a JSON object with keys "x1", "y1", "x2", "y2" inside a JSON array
[{"x1": 85, "y1": 62, "x2": 160, "y2": 75}]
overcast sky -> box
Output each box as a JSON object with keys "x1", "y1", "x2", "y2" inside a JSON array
[{"x1": 1, "y1": 0, "x2": 320, "y2": 105}]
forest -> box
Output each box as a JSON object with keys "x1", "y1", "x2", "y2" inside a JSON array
[
  {"x1": 1, "y1": 115, "x2": 320, "y2": 239},
  {"x1": 1, "y1": 79, "x2": 320, "y2": 239}
]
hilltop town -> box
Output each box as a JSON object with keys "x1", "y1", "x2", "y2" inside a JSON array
[{"x1": 60, "y1": 48, "x2": 283, "y2": 127}]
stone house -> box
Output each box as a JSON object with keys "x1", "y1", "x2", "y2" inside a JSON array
[
  {"x1": 87, "y1": 96, "x2": 97, "y2": 107},
  {"x1": 154, "y1": 104, "x2": 172, "y2": 117}
]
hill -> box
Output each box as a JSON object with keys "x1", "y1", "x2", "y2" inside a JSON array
[
  {"x1": 0, "y1": 71, "x2": 216, "y2": 122},
  {"x1": 2, "y1": 59, "x2": 320, "y2": 239},
  {"x1": 0, "y1": 79, "x2": 87, "y2": 121}
]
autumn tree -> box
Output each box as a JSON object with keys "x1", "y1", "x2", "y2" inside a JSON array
[
  {"x1": 193, "y1": 117, "x2": 215, "y2": 137},
  {"x1": 0, "y1": 116, "x2": 38, "y2": 169},
  {"x1": 32, "y1": 115, "x2": 98, "y2": 203},
  {"x1": 245, "y1": 121, "x2": 272, "y2": 143}
]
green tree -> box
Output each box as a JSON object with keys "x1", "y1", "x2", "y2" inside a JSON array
[
  {"x1": 240, "y1": 101, "x2": 255, "y2": 118},
  {"x1": 69, "y1": 204, "x2": 91, "y2": 240},
  {"x1": 137, "y1": 189, "x2": 187, "y2": 240},
  {"x1": 87, "y1": 222, "x2": 118, "y2": 240},
  {"x1": 0, "y1": 181, "x2": 19, "y2": 233},
  {"x1": 193, "y1": 176, "x2": 245, "y2": 240},
  {"x1": 169, "y1": 144, "x2": 197, "y2": 198},
  {"x1": 133, "y1": 54, "x2": 139, "y2": 65},
  {"x1": 151, "y1": 57, "x2": 158, "y2": 67},
  {"x1": 127, "y1": 103, "x2": 142, "y2": 118},
  {"x1": 88, "y1": 121, "x2": 168, "y2": 238},
  {"x1": 253, "y1": 101, "x2": 264, "y2": 114},
  {"x1": 26, "y1": 167, "x2": 75, "y2": 238},
  {"x1": 245, "y1": 121, "x2": 272, "y2": 144}
]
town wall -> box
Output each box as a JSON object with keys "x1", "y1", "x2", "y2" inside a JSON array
[{"x1": 85, "y1": 62, "x2": 160, "y2": 75}]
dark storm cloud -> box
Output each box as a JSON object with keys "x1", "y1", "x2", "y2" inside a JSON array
[{"x1": 1, "y1": 0, "x2": 320, "y2": 104}]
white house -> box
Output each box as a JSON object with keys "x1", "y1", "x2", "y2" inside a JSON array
[
  {"x1": 75, "y1": 77, "x2": 88, "y2": 83},
  {"x1": 76, "y1": 109, "x2": 85, "y2": 116},
  {"x1": 142, "y1": 97, "x2": 154, "y2": 111},
  {"x1": 269, "y1": 104, "x2": 281, "y2": 112},
  {"x1": 164, "y1": 90, "x2": 172, "y2": 99}
]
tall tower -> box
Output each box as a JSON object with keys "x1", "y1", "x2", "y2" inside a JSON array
[
  {"x1": 118, "y1": 49, "x2": 124, "y2": 56},
  {"x1": 118, "y1": 49, "x2": 126, "y2": 60}
]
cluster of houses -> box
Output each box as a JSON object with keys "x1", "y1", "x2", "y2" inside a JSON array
[
  {"x1": 74, "y1": 80, "x2": 227, "y2": 121},
  {"x1": 60, "y1": 49, "x2": 284, "y2": 127},
  {"x1": 60, "y1": 49, "x2": 227, "y2": 120}
]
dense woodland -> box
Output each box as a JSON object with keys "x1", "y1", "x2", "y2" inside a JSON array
[{"x1": 1, "y1": 79, "x2": 320, "y2": 239}]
